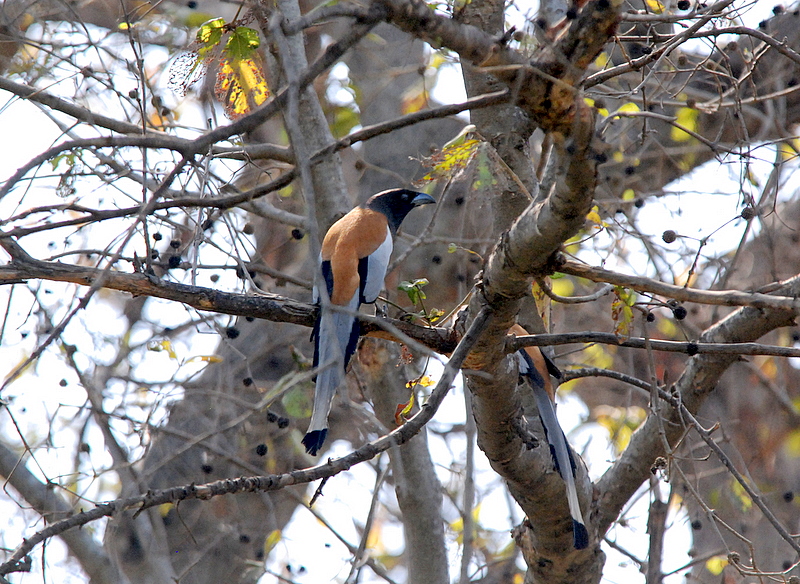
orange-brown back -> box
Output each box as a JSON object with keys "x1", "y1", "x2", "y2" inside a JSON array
[{"x1": 321, "y1": 208, "x2": 389, "y2": 305}]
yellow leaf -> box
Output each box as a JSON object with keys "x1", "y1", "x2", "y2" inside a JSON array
[
  {"x1": 531, "y1": 280, "x2": 552, "y2": 329},
  {"x1": 395, "y1": 392, "x2": 415, "y2": 425},
  {"x1": 586, "y1": 205, "x2": 608, "y2": 228},
  {"x1": 615, "y1": 424, "x2": 633, "y2": 450},
  {"x1": 671, "y1": 107, "x2": 699, "y2": 142},
  {"x1": 657, "y1": 317, "x2": 678, "y2": 337},
  {"x1": 617, "y1": 102, "x2": 640, "y2": 113},
  {"x1": 420, "y1": 139, "x2": 480, "y2": 182},
  {"x1": 158, "y1": 503, "x2": 174, "y2": 517},
  {"x1": 186, "y1": 355, "x2": 224, "y2": 363},
  {"x1": 401, "y1": 81, "x2": 428, "y2": 115},
  {"x1": 564, "y1": 234, "x2": 581, "y2": 255},
  {"x1": 215, "y1": 54, "x2": 270, "y2": 120},
  {"x1": 264, "y1": 530, "x2": 282, "y2": 555},
  {"x1": 705, "y1": 555, "x2": 728, "y2": 575},
  {"x1": 611, "y1": 287, "x2": 636, "y2": 339},
  {"x1": 622, "y1": 188, "x2": 636, "y2": 201},
  {"x1": 645, "y1": 0, "x2": 664, "y2": 13},
  {"x1": 731, "y1": 479, "x2": 752, "y2": 511},
  {"x1": 670, "y1": 492, "x2": 683, "y2": 511},
  {"x1": 612, "y1": 151, "x2": 625, "y2": 163},
  {"x1": 428, "y1": 51, "x2": 447, "y2": 70},
  {"x1": 551, "y1": 277, "x2": 574, "y2": 298},
  {"x1": 594, "y1": 52, "x2": 610, "y2": 68},
  {"x1": 407, "y1": 375, "x2": 435, "y2": 388},
  {"x1": 149, "y1": 340, "x2": 178, "y2": 360},
  {"x1": 583, "y1": 343, "x2": 615, "y2": 370},
  {"x1": 784, "y1": 429, "x2": 800, "y2": 456}
]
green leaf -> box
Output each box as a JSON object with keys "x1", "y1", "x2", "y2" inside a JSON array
[
  {"x1": 281, "y1": 386, "x2": 311, "y2": 418},
  {"x1": 196, "y1": 17, "x2": 225, "y2": 58},
  {"x1": 225, "y1": 26, "x2": 260, "y2": 60},
  {"x1": 398, "y1": 279, "x2": 429, "y2": 305}
]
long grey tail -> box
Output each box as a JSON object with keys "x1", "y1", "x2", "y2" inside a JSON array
[
  {"x1": 304, "y1": 306, "x2": 358, "y2": 456},
  {"x1": 519, "y1": 350, "x2": 589, "y2": 549}
]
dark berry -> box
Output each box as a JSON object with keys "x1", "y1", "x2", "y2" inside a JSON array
[
  {"x1": 153, "y1": 233, "x2": 163, "y2": 241},
  {"x1": 242, "y1": 377, "x2": 253, "y2": 386},
  {"x1": 169, "y1": 239, "x2": 181, "y2": 249},
  {"x1": 691, "y1": 520, "x2": 702, "y2": 530},
  {"x1": 210, "y1": 274, "x2": 219, "y2": 283},
  {"x1": 168, "y1": 255, "x2": 181, "y2": 269},
  {"x1": 150, "y1": 250, "x2": 159, "y2": 260},
  {"x1": 187, "y1": 0, "x2": 197, "y2": 7},
  {"x1": 624, "y1": 166, "x2": 636, "y2": 175},
  {"x1": 243, "y1": 223, "x2": 255, "y2": 235},
  {"x1": 267, "y1": 412, "x2": 278, "y2": 423},
  {"x1": 201, "y1": 464, "x2": 213, "y2": 474},
  {"x1": 59, "y1": 379, "x2": 68, "y2": 387},
  {"x1": 277, "y1": 417, "x2": 290, "y2": 429},
  {"x1": 634, "y1": 198, "x2": 644, "y2": 208},
  {"x1": 431, "y1": 255, "x2": 442, "y2": 265},
  {"x1": 677, "y1": 0, "x2": 690, "y2": 8},
  {"x1": 255, "y1": 444, "x2": 268, "y2": 456},
  {"x1": 239, "y1": 534, "x2": 251, "y2": 544},
  {"x1": 662, "y1": 230, "x2": 677, "y2": 243},
  {"x1": 672, "y1": 305, "x2": 688, "y2": 320},
  {"x1": 291, "y1": 229, "x2": 304, "y2": 240},
  {"x1": 783, "y1": 491, "x2": 794, "y2": 502},
  {"x1": 646, "y1": 312, "x2": 655, "y2": 322},
  {"x1": 246, "y1": 316, "x2": 255, "y2": 322},
  {"x1": 686, "y1": 342, "x2": 698, "y2": 356},
  {"x1": 226, "y1": 327, "x2": 241, "y2": 339},
  {"x1": 740, "y1": 206, "x2": 756, "y2": 220}
]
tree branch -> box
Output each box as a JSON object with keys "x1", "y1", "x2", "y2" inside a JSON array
[
  {"x1": 559, "y1": 260, "x2": 800, "y2": 311},
  {"x1": 595, "y1": 274, "x2": 800, "y2": 534},
  {"x1": 0, "y1": 307, "x2": 491, "y2": 577}
]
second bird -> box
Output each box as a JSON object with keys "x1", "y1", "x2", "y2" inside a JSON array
[{"x1": 303, "y1": 188, "x2": 436, "y2": 456}]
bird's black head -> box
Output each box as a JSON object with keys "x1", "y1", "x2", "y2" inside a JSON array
[{"x1": 365, "y1": 189, "x2": 435, "y2": 233}]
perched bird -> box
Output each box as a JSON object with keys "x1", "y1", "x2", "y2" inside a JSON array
[
  {"x1": 303, "y1": 188, "x2": 436, "y2": 456},
  {"x1": 512, "y1": 324, "x2": 589, "y2": 550}
]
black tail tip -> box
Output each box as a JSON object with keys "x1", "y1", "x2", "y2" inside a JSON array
[
  {"x1": 572, "y1": 520, "x2": 589, "y2": 550},
  {"x1": 302, "y1": 429, "x2": 328, "y2": 456}
]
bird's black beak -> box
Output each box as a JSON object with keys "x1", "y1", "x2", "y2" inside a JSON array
[{"x1": 411, "y1": 193, "x2": 436, "y2": 207}]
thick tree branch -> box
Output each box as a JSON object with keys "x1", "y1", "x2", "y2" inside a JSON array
[
  {"x1": 375, "y1": 0, "x2": 622, "y2": 132},
  {"x1": 0, "y1": 235, "x2": 458, "y2": 352}
]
